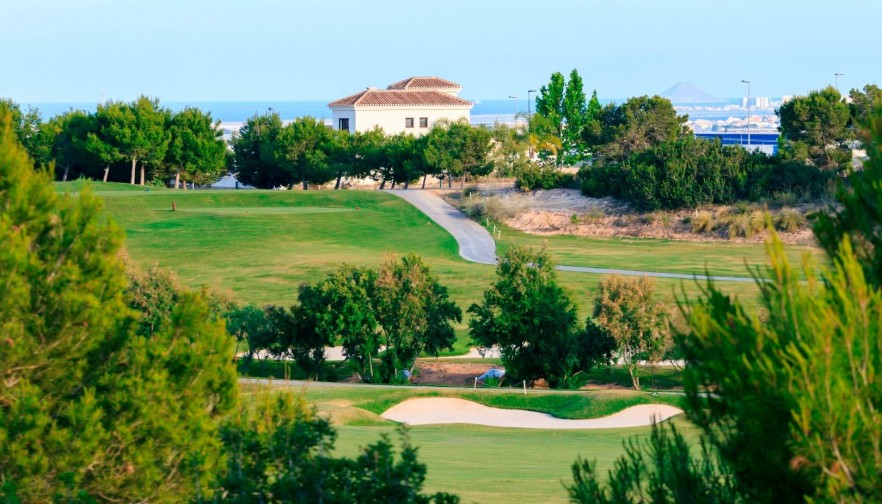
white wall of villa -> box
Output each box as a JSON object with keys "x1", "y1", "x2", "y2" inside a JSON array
[
  {"x1": 331, "y1": 105, "x2": 471, "y2": 136},
  {"x1": 328, "y1": 76, "x2": 474, "y2": 137}
]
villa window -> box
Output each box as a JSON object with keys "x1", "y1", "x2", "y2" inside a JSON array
[
  {"x1": 419, "y1": 117, "x2": 428, "y2": 128},
  {"x1": 338, "y1": 118, "x2": 350, "y2": 131},
  {"x1": 405, "y1": 117, "x2": 414, "y2": 128}
]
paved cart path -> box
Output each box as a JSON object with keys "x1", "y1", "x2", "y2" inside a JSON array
[{"x1": 385, "y1": 189, "x2": 758, "y2": 283}]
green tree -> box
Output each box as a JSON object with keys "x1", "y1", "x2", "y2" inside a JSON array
[
  {"x1": 86, "y1": 100, "x2": 127, "y2": 182},
  {"x1": 585, "y1": 95, "x2": 689, "y2": 163},
  {"x1": 226, "y1": 303, "x2": 273, "y2": 367},
  {"x1": 488, "y1": 123, "x2": 530, "y2": 177},
  {"x1": 384, "y1": 132, "x2": 426, "y2": 189},
  {"x1": 230, "y1": 111, "x2": 286, "y2": 188},
  {"x1": 0, "y1": 111, "x2": 237, "y2": 500},
  {"x1": 535, "y1": 72, "x2": 567, "y2": 140},
  {"x1": 375, "y1": 254, "x2": 462, "y2": 382},
  {"x1": 777, "y1": 86, "x2": 851, "y2": 171},
  {"x1": 533, "y1": 70, "x2": 595, "y2": 164},
  {"x1": 566, "y1": 106, "x2": 882, "y2": 504},
  {"x1": 209, "y1": 392, "x2": 459, "y2": 503},
  {"x1": 89, "y1": 96, "x2": 171, "y2": 185},
  {"x1": 848, "y1": 84, "x2": 882, "y2": 132},
  {"x1": 299, "y1": 265, "x2": 380, "y2": 382},
  {"x1": 562, "y1": 68, "x2": 588, "y2": 159},
  {"x1": 275, "y1": 116, "x2": 336, "y2": 190},
  {"x1": 47, "y1": 109, "x2": 99, "y2": 181},
  {"x1": 423, "y1": 120, "x2": 492, "y2": 188},
  {"x1": 469, "y1": 247, "x2": 603, "y2": 388},
  {"x1": 585, "y1": 275, "x2": 670, "y2": 390},
  {"x1": 0, "y1": 99, "x2": 51, "y2": 167},
  {"x1": 165, "y1": 107, "x2": 227, "y2": 189}
]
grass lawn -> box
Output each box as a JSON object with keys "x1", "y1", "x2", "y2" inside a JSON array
[
  {"x1": 242, "y1": 382, "x2": 696, "y2": 503},
  {"x1": 333, "y1": 419, "x2": 700, "y2": 503},
  {"x1": 57, "y1": 182, "x2": 818, "y2": 345}
]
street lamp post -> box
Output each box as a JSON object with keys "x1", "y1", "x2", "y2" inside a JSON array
[
  {"x1": 742, "y1": 80, "x2": 751, "y2": 151},
  {"x1": 527, "y1": 89, "x2": 537, "y2": 119},
  {"x1": 508, "y1": 95, "x2": 518, "y2": 127},
  {"x1": 835, "y1": 72, "x2": 844, "y2": 93}
]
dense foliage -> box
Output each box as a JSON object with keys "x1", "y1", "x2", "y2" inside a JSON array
[
  {"x1": 585, "y1": 276, "x2": 671, "y2": 390},
  {"x1": 0, "y1": 111, "x2": 237, "y2": 501},
  {"x1": 229, "y1": 113, "x2": 493, "y2": 190},
  {"x1": 579, "y1": 135, "x2": 832, "y2": 210},
  {"x1": 230, "y1": 257, "x2": 460, "y2": 384},
  {"x1": 208, "y1": 392, "x2": 459, "y2": 503},
  {"x1": 778, "y1": 86, "x2": 852, "y2": 171},
  {"x1": 566, "y1": 106, "x2": 882, "y2": 503},
  {"x1": 468, "y1": 247, "x2": 607, "y2": 388},
  {"x1": 531, "y1": 69, "x2": 601, "y2": 164}
]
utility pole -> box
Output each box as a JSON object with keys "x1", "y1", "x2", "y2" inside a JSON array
[{"x1": 835, "y1": 72, "x2": 844, "y2": 93}]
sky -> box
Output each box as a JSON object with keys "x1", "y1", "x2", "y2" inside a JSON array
[{"x1": 3, "y1": 0, "x2": 880, "y2": 104}]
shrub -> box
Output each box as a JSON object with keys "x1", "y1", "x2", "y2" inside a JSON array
[
  {"x1": 515, "y1": 163, "x2": 566, "y2": 191},
  {"x1": 774, "y1": 207, "x2": 807, "y2": 232},
  {"x1": 691, "y1": 210, "x2": 713, "y2": 233}
]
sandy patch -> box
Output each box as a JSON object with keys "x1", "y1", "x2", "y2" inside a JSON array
[{"x1": 381, "y1": 398, "x2": 682, "y2": 429}]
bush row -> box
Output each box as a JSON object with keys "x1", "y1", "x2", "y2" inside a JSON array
[{"x1": 579, "y1": 136, "x2": 833, "y2": 210}]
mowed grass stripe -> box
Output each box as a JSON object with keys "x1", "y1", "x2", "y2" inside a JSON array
[{"x1": 61, "y1": 182, "x2": 804, "y2": 320}]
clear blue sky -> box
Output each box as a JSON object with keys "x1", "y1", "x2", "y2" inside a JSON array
[{"x1": 3, "y1": 0, "x2": 879, "y2": 103}]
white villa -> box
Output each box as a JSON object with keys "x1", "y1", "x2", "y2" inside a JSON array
[{"x1": 328, "y1": 76, "x2": 473, "y2": 136}]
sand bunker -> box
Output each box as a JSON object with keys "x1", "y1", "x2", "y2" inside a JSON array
[{"x1": 381, "y1": 398, "x2": 682, "y2": 429}]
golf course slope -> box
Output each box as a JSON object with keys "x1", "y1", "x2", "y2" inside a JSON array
[{"x1": 381, "y1": 398, "x2": 683, "y2": 429}]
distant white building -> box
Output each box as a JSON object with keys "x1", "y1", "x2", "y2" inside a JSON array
[
  {"x1": 328, "y1": 76, "x2": 473, "y2": 136},
  {"x1": 742, "y1": 96, "x2": 771, "y2": 109}
]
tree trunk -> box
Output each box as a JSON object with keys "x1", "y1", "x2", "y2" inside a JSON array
[
  {"x1": 174, "y1": 170, "x2": 180, "y2": 190},
  {"x1": 390, "y1": 180, "x2": 396, "y2": 189},
  {"x1": 139, "y1": 164, "x2": 145, "y2": 186},
  {"x1": 62, "y1": 164, "x2": 70, "y2": 182},
  {"x1": 404, "y1": 179, "x2": 409, "y2": 189},
  {"x1": 334, "y1": 172, "x2": 342, "y2": 190},
  {"x1": 130, "y1": 157, "x2": 137, "y2": 184},
  {"x1": 447, "y1": 175, "x2": 452, "y2": 188},
  {"x1": 379, "y1": 178, "x2": 387, "y2": 190},
  {"x1": 103, "y1": 165, "x2": 110, "y2": 182},
  {"x1": 421, "y1": 174, "x2": 428, "y2": 189},
  {"x1": 302, "y1": 179, "x2": 308, "y2": 190},
  {"x1": 461, "y1": 170, "x2": 468, "y2": 189},
  {"x1": 628, "y1": 365, "x2": 640, "y2": 390}
]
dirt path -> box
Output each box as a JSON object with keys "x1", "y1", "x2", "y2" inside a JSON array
[{"x1": 381, "y1": 398, "x2": 683, "y2": 429}]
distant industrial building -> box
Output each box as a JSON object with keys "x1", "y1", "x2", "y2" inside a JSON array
[
  {"x1": 328, "y1": 77, "x2": 473, "y2": 136},
  {"x1": 695, "y1": 133, "x2": 778, "y2": 155}
]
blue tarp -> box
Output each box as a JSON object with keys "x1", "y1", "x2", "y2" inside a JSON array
[{"x1": 478, "y1": 368, "x2": 505, "y2": 381}]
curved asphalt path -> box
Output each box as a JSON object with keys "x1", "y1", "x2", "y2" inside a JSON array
[
  {"x1": 388, "y1": 189, "x2": 498, "y2": 265},
  {"x1": 385, "y1": 189, "x2": 759, "y2": 283}
]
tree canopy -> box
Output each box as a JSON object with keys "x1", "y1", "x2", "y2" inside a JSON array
[
  {"x1": 0, "y1": 110, "x2": 237, "y2": 500},
  {"x1": 777, "y1": 86, "x2": 851, "y2": 171},
  {"x1": 567, "y1": 105, "x2": 882, "y2": 503},
  {"x1": 468, "y1": 247, "x2": 606, "y2": 388}
]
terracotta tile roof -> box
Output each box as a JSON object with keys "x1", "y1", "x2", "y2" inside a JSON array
[
  {"x1": 387, "y1": 76, "x2": 462, "y2": 90},
  {"x1": 328, "y1": 89, "x2": 472, "y2": 108}
]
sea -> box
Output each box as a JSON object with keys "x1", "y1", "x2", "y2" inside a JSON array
[
  {"x1": 24, "y1": 97, "x2": 774, "y2": 131},
  {"x1": 26, "y1": 99, "x2": 542, "y2": 127}
]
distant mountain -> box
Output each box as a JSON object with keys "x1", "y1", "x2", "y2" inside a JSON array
[{"x1": 660, "y1": 82, "x2": 722, "y2": 103}]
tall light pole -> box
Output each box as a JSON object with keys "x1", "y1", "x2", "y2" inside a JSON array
[
  {"x1": 527, "y1": 89, "x2": 537, "y2": 119},
  {"x1": 835, "y1": 72, "x2": 844, "y2": 93},
  {"x1": 508, "y1": 95, "x2": 518, "y2": 127},
  {"x1": 741, "y1": 80, "x2": 751, "y2": 151}
]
